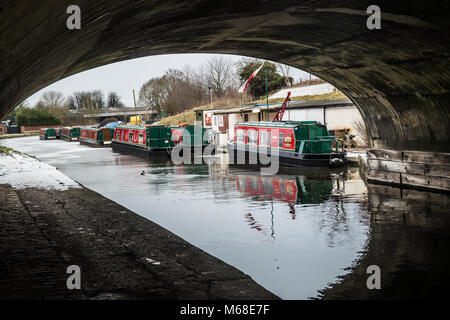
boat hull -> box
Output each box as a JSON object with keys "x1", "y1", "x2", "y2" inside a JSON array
[
  {"x1": 112, "y1": 141, "x2": 171, "y2": 158},
  {"x1": 227, "y1": 143, "x2": 345, "y2": 168},
  {"x1": 39, "y1": 136, "x2": 56, "y2": 140},
  {"x1": 79, "y1": 137, "x2": 111, "y2": 148},
  {"x1": 60, "y1": 135, "x2": 79, "y2": 142}
]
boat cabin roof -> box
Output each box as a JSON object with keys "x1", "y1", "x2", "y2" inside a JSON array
[
  {"x1": 115, "y1": 125, "x2": 147, "y2": 130},
  {"x1": 236, "y1": 121, "x2": 324, "y2": 129},
  {"x1": 81, "y1": 127, "x2": 101, "y2": 131}
]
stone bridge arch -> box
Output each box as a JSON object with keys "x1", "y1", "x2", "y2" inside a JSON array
[{"x1": 1, "y1": 0, "x2": 448, "y2": 154}]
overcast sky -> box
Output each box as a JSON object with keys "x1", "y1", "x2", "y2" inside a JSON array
[{"x1": 25, "y1": 53, "x2": 315, "y2": 108}]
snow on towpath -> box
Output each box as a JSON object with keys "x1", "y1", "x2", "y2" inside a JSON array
[{"x1": 0, "y1": 150, "x2": 80, "y2": 190}]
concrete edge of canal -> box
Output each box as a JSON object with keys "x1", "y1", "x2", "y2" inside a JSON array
[{"x1": 0, "y1": 147, "x2": 279, "y2": 300}]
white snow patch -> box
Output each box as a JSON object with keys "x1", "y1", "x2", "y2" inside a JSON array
[
  {"x1": 0, "y1": 151, "x2": 80, "y2": 190},
  {"x1": 269, "y1": 83, "x2": 336, "y2": 99},
  {"x1": 346, "y1": 151, "x2": 367, "y2": 163},
  {"x1": 145, "y1": 258, "x2": 161, "y2": 265}
]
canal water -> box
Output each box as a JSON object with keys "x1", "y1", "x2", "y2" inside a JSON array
[{"x1": 0, "y1": 137, "x2": 375, "y2": 299}]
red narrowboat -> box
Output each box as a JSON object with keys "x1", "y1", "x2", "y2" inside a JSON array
[
  {"x1": 79, "y1": 127, "x2": 113, "y2": 147},
  {"x1": 112, "y1": 124, "x2": 178, "y2": 158},
  {"x1": 227, "y1": 121, "x2": 345, "y2": 167}
]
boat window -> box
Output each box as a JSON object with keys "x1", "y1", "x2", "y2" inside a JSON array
[
  {"x1": 138, "y1": 133, "x2": 144, "y2": 144},
  {"x1": 249, "y1": 177, "x2": 260, "y2": 192},
  {"x1": 236, "y1": 129, "x2": 246, "y2": 143},
  {"x1": 259, "y1": 130, "x2": 271, "y2": 147},
  {"x1": 279, "y1": 133, "x2": 284, "y2": 148},
  {"x1": 248, "y1": 129, "x2": 258, "y2": 145},
  {"x1": 129, "y1": 132, "x2": 134, "y2": 142},
  {"x1": 280, "y1": 181, "x2": 286, "y2": 196},
  {"x1": 262, "y1": 179, "x2": 274, "y2": 195},
  {"x1": 121, "y1": 131, "x2": 125, "y2": 140},
  {"x1": 237, "y1": 176, "x2": 247, "y2": 190},
  {"x1": 171, "y1": 130, "x2": 180, "y2": 142}
]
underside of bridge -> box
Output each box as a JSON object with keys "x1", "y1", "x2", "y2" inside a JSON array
[{"x1": 0, "y1": 0, "x2": 449, "y2": 152}]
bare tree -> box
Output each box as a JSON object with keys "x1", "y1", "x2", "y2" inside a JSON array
[
  {"x1": 138, "y1": 78, "x2": 167, "y2": 113},
  {"x1": 138, "y1": 68, "x2": 207, "y2": 116},
  {"x1": 91, "y1": 90, "x2": 105, "y2": 109},
  {"x1": 65, "y1": 96, "x2": 77, "y2": 110},
  {"x1": 73, "y1": 91, "x2": 91, "y2": 110},
  {"x1": 203, "y1": 56, "x2": 234, "y2": 97},
  {"x1": 277, "y1": 63, "x2": 293, "y2": 86},
  {"x1": 41, "y1": 91, "x2": 64, "y2": 108},
  {"x1": 34, "y1": 100, "x2": 46, "y2": 109},
  {"x1": 107, "y1": 91, "x2": 124, "y2": 109}
]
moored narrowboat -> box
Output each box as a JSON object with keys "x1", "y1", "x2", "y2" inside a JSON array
[
  {"x1": 60, "y1": 127, "x2": 81, "y2": 141},
  {"x1": 79, "y1": 127, "x2": 113, "y2": 147},
  {"x1": 55, "y1": 128, "x2": 62, "y2": 139},
  {"x1": 227, "y1": 121, "x2": 345, "y2": 167},
  {"x1": 39, "y1": 128, "x2": 57, "y2": 140},
  {"x1": 112, "y1": 124, "x2": 214, "y2": 158},
  {"x1": 171, "y1": 124, "x2": 215, "y2": 154},
  {"x1": 112, "y1": 125, "x2": 172, "y2": 157}
]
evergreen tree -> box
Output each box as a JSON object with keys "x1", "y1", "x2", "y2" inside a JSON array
[{"x1": 238, "y1": 60, "x2": 287, "y2": 99}]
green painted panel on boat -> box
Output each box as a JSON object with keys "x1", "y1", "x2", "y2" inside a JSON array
[
  {"x1": 294, "y1": 124, "x2": 332, "y2": 154},
  {"x1": 97, "y1": 129, "x2": 103, "y2": 141},
  {"x1": 147, "y1": 125, "x2": 174, "y2": 149},
  {"x1": 41, "y1": 128, "x2": 57, "y2": 138},
  {"x1": 62, "y1": 127, "x2": 80, "y2": 138},
  {"x1": 180, "y1": 125, "x2": 208, "y2": 146},
  {"x1": 298, "y1": 179, "x2": 333, "y2": 204}
]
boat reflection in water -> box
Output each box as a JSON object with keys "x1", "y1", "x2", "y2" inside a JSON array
[
  {"x1": 236, "y1": 174, "x2": 335, "y2": 222},
  {"x1": 4, "y1": 137, "x2": 450, "y2": 299}
]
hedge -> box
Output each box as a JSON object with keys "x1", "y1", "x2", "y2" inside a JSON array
[{"x1": 16, "y1": 108, "x2": 61, "y2": 126}]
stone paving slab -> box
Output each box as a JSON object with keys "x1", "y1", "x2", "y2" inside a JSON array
[
  {"x1": 0, "y1": 185, "x2": 84, "y2": 299},
  {"x1": 0, "y1": 184, "x2": 278, "y2": 300}
]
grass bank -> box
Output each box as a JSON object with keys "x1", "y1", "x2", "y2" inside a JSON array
[
  {"x1": 253, "y1": 91, "x2": 347, "y2": 104},
  {"x1": 158, "y1": 91, "x2": 347, "y2": 126}
]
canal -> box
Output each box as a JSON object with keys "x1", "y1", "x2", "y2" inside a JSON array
[{"x1": 2, "y1": 136, "x2": 449, "y2": 299}]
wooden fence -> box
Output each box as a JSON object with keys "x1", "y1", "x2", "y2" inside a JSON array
[
  {"x1": 367, "y1": 149, "x2": 450, "y2": 192},
  {"x1": 20, "y1": 125, "x2": 61, "y2": 133}
]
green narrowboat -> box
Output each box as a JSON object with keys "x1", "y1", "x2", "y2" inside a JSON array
[
  {"x1": 227, "y1": 121, "x2": 345, "y2": 167},
  {"x1": 60, "y1": 127, "x2": 81, "y2": 141},
  {"x1": 39, "y1": 128, "x2": 57, "y2": 140},
  {"x1": 112, "y1": 125, "x2": 174, "y2": 157},
  {"x1": 112, "y1": 124, "x2": 213, "y2": 158},
  {"x1": 177, "y1": 125, "x2": 211, "y2": 148},
  {"x1": 79, "y1": 127, "x2": 113, "y2": 147}
]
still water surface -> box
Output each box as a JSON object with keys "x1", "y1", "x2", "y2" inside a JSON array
[{"x1": 2, "y1": 136, "x2": 370, "y2": 299}]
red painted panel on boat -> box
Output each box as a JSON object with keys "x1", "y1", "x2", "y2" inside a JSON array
[
  {"x1": 114, "y1": 128, "x2": 146, "y2": 145},
  {"x1": 234, "y1": 124, "x2": 296, "y2": 151},
  {"x1": 236, "y1": 176, "x2": 298, "y2": 203}
]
